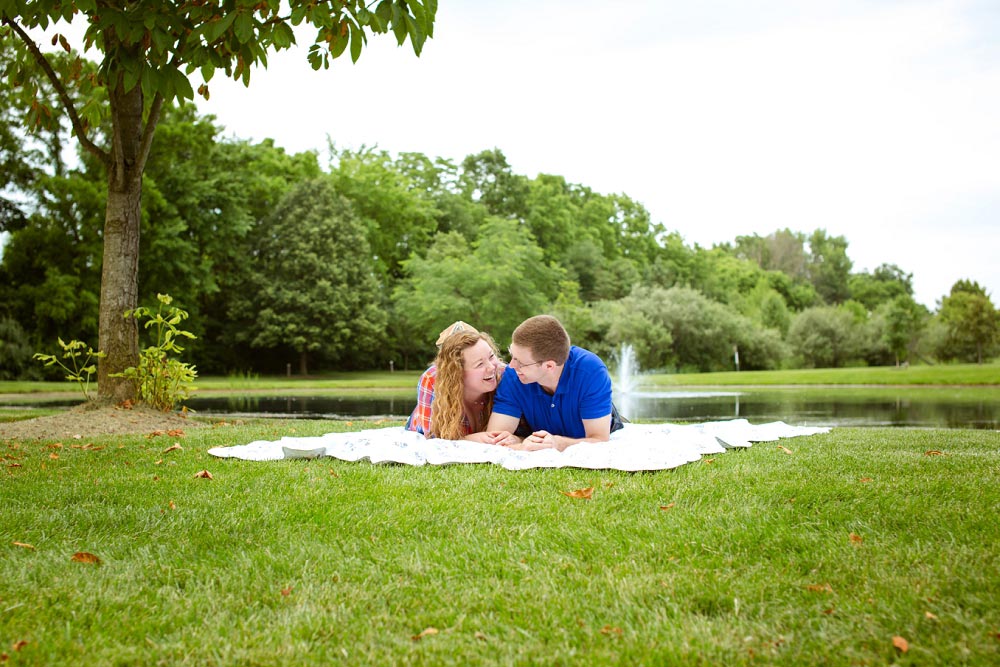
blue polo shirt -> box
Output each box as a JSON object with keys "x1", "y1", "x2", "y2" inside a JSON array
[{"x1": 493, "y1": 346, "x2": 613, "y2": 438}]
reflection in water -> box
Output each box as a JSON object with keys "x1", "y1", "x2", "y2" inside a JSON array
[{"x1": 6, "y1": 390, "x2": 1000, "y2": 429}]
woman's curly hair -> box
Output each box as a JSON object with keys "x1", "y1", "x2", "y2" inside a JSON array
[{"x1": 430, "y1": 330, "x2": 499, "y2": 440}]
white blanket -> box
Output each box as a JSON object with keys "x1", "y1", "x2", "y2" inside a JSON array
[{"x1": 207, "y1": 420, "x2": 830, "y2": 472}]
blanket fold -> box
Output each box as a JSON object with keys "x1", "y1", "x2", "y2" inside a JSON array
[{"x1": 208, "y1": 420, "x2": 830, "y2": 471}]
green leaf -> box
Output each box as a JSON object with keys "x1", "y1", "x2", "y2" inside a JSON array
[
  {"x1": 273, "y1": 22, "x2": 295, "y2": 49},
  {"x1": 349, "y1": 22, "x2": 363, "y2": 63},
  {"x1": 234, "y1": 12, "x2": 254, "y2": 44},
  {"x1": 201, "y1": 12, "x2": 237, "y2": 43}
]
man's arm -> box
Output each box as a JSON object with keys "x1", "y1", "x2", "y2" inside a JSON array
[{"x1": 507, "y1": 414, "x2": 611, "y2": 452}]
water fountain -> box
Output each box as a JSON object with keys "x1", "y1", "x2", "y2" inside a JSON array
[{"x1": 611, "y1": 342, "x2": 742, "y2": 421}]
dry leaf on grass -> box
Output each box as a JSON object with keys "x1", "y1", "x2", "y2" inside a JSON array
[
  {"x1": 860, "y1": 477, "x2": 873, "y2": 483},
  {"x1": 849, "y1": 533, "x2": 864, "y2": 544},
  {"x1": 12, "y1": 542, "x2": 35, "y2": 550},
  {"x1": 12, "y1": 640, "x2": 28, "y2": 651},
  {"x1": 925, "y1": 611, "x2": 938, "y2": 620},
  {"x1": 805, "y1": 583, "x2": 833, "y2": 593},
  {"x1": 411, "y1": 627, "x2": 438, "y2": 641},
  {"x1": 71, "y1": 552, "x2": 101, "y2": 565},
  {"x1": 49, "y1": 453, "x2": 59, "y2": 460},
  {"x1": 892, "y1": 635, "x2": 909, "y2": 652},
  {"x1": 600, "y1": 625, "x2": 623, "y2": 636},
  {"x1": 561, "y1": 487, "x2": 594, "y2": 499},
  {"x1": 924, "y1": 450, "x2": 944, "y2": 456},
  {"x1": 193, "y1": 470, "x2": 213, "y2": 479},
  {"x1": 660, "y1": 503, "x2": 676, "y2": 511},
  {"x1": 163, "y1": 443, "x2": 183, "y2": 454},
  {"x1": 281, "y1": 586, "x2": 292, "y2": 597},
  {"x1": 776, "y1": 445, "x2": 793, "y2": 454}
]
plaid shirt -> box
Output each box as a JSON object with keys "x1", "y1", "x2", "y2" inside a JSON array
[{"x1": 405, "y1": 365, "x2": 440, "y2": 436}]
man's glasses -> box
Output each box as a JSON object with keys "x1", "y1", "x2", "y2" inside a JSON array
[{"x1": 508, "y1": 353, "x2": 543, "y2": 369}]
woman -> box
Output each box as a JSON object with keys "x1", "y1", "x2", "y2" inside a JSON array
[{"x1": 405, "y1": 323, "x2": 505, "y2": 442}]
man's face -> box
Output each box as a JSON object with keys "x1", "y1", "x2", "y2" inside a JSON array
[{"x1": 508, "y1": 343, "x2": 546, "y2": 384}]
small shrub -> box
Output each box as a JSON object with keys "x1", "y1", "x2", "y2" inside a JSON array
[
  {"x1": 33, "y1": 338, "x2": 105, "y2": 401},
  {"x1": 113, "y1": 293, "x2": 198, "y2": 411}
]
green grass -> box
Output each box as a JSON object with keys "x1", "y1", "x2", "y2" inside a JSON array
[
  {"x1": 645, "y1": 362, "x2": 1000, "y2": 387},
  {"x1": 2, "y1": 420, "x2": 999, "y2": 665}
]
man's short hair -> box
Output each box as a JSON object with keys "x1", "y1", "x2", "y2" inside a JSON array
[{"x1": 512, "y1": 315, "x2": 570, "y2": 365}]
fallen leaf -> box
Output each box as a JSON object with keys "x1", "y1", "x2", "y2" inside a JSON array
[
  {"x1": 329, "y1": 469, "x2": 339, "y2": 477},
  {"x1": 162, "y1": 443, "x2": 183, "y2": 454},
  {"x1": 12, "y1": 542, "x2": 35, "y2": 550},
  {"x1": 71, "y1": 552, "x2": 101, "y2": 565},
  {"x1": 120, "y1": 399, "x2": 134, "y2": 409},
  {"x1": 822, "y1": 608, "x2": 835, "y2": 615},
  {"x1": 561, "y1": 486, "x2": 594, "y2": 499},
  {"x1": 849, "y1": 533, "x2": 864, "y2": 544},
  {"x1": 892, "y1": 636, "x2": 909, "y2": 652},
  {"x1": 281, "y1": 586, "x2": 292, "y2": 597},
  {"x1": 703, "y1": 458, "x2": 715, "y2": 464},
  {"x1": 777, "y1": 445, "x2": 793, "y2": 454},
  {"x1": 924, "y1": 450, "x2": 944, "y2": 456},
  {"x1": 805, "y1": 583, "x2": 833, "y2": 593},
  {"x1": 411, "y1": 627, "x2": 438, "y2": 641},
  {"x1": 860, "y1": 477, "x2": 873, "y2": 483},
  {"x1": 660, "y1": 503, "x2": 676, "y2": 511},
  {"x1": 167, "y1": 429, "x2": 184, "y2": 437},
  {"x1": 82, "y1": 443, "x2": 104, "y2": 451},
  {"x1": 148, "y1": 430, "x2": 166, "y2": 438},
  {"x1": 154, "y1": 459, "x2": 163, "y2": 465},
  {"x1": 600, "y1": 625, "x2": 623, "y2": 636},
  {"x1": 168, "y1": 501, "x2": 176, "y2": 510},
  {"x1": 474, "y1": 631, "x2": 487, "y2": 641},
  {"x1": 12, "y1": 641, "x2": 27, "y2": 652},
  {"x1": 47, "y1": 443, "x2": 63, "y2": 449},
  {"x1": 49, "y1": 453, "x2": 59, "y2": 460},
  {"x1": 925, "y1": 611, "x2": 938, "y2": 620},
  {"x1": 7, "y1": 463, "x2": 22, "y2": 469},
  {"x1": 193, "y1": 470, "x2": 213, "y2": 479}
]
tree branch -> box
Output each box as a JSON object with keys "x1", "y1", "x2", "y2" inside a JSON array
[
  {"x1": 2, "y1": 16, "x2": 110, "y2": 168},
  {"x1": 130, "y1": 91, "x2": 164, "y2": 189}
]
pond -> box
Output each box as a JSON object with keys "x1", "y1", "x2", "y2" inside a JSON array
[
  {"x1": 172, "y1": 387, "x2": 1000, "y2": 429},
  {"x1": 6, "y1": 388, "x2": 999, "y2": 429}
]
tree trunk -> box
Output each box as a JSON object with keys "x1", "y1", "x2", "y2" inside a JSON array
[
  {"x1": 97, "y1": 80, "x2": 144, "y2": 402},
  {"x1": 299, "y1": 350, "x2": 309, "y2": 376}
]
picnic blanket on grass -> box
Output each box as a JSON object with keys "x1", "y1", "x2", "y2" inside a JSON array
[{"x1": 207, "y1": 420, "x2": 830, "y2": 472}]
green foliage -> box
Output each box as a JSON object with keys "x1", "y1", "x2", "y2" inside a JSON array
[
  {"x1": 936, "y1": 280, "x2": 1000, "y2": 363},
  {"x1": 806, "y1": 229, "x2": 853, "y2": 304},
  {"x1": 32, "y1": 337, "x2": 105, "y2": 401},
  {"x1": 113, "y1": 293, "x2": 197, "y2": 411},
  {"x1": 0, "y1": 317, "x2": 36, "y2": 380},
  {"x1": 848, "y1": 262, "x2": 914, "y2": 311},
  {"x1": 394, "y1": 218, "x2": 564, "y2": 351},
  {"x1": 229, "y1": 178, "x2": 387, "y2": 373},
  {"x1": 787, "y1": 305, "x2": 865, "y2": 368}
]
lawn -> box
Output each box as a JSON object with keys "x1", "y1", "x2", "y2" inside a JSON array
[{"x1": 2, "y1": 418, "x2": 998, "y2": 665}]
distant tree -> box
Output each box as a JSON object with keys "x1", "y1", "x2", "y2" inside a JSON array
[
  {"x1": 328, "y1": 146, "x2": 439, "y2": 285},
  {"x1": 0, "y1": 316, "x2": 37, "y2": 380},
  {"x1": 879, "y1": 294, "x2": 927, "y2": 365},
  {"x1": 394, "y1": 217, "x2": 564, "y2": 351},
  {"x1": 460, "y1": 148, "x2": 529, "y2": 220},
  {"x1": 806, "y1": 229, "x2": 853, "y2": 304},
  {"x1": 787, "y1": 305, "x2": 864, "y2": 368},
  {"x1": 1, "y1": 0, "x2": 435, "y2": 400},
  {"x1": 936, "y1": 281, "x2": 999, "y2": 363},
  {"x1": 848, "y1": 263, "x2": 914, "y2": 311},
  {"x1": 229, "y1": 179, "x2": 386, "y2": 374}
]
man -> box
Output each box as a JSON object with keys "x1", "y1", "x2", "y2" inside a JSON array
[{"x1": 484, "y1": 315, "x2": 621, "y2": 451}]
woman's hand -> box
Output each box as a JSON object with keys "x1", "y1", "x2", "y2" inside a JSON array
[{"x1": 465, "y1": 431, "x2": 520, "y2": 445}]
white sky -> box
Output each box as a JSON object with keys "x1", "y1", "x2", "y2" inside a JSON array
[{"x1": 13, "y1": 1, "x2": 999, "y2": 310}]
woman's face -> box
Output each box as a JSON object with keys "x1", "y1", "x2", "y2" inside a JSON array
[{"x1": 462, "y1": 339, "x2": 500, "y2": 397}]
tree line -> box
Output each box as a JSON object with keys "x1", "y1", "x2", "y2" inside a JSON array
[{"x1": 2, "y1": 103, "x2": 998, "y2": 380}]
